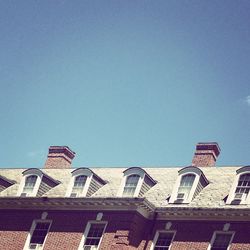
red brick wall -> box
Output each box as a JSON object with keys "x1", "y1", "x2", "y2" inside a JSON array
[{"x1": 0, "y1": 210, "x2": 250, "y2": 250}]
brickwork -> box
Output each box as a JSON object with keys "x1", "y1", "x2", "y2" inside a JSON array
[
  {"x1": 44, "y1": 146, "x2": 75, "y2": 169},
  {"x1": 1, "y1": 209, "x2": 250, "y2": 250}
]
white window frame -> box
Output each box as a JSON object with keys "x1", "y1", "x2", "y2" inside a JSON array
[
  {"x1": 150, "y1": 230, "x2": 176, "y2": 250},
  {"x1": 23, "y1": 219, "x2": 52, "y2": 250},
  {"x1": 78, "y1": 221, "x2": 107, "y2": 250},
  {"x1": 169, "y1": 168, "x2": 201, "y2": 204},
  {"x1": 66, "y1": 169, "x2": 93, "y2": 197},
  {"x1": 117, "y1": 168, "x2": 145, "y2": 197},
  {"x1": 18, "y1": 169, "x2": 43, "y2": 197},
  {"x1": 226, "y1": 169, "x2": 250, "y2": 205},
  {"x1": 207, "y1": 231, "x2": 235, "y2": 250}
]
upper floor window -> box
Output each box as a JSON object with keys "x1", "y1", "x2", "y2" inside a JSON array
[
  {"x1": 123, "y1": 174, "x2": 140, "y2": 197},
  {"x1": 234, "y1": 173, "x2": 250, "y2": 200},
  {"x1": 22, "y1": 175, "x2": 38, "y2": 196},
  {"x1": 208, "y1": 231, "x2": 234, "y2": 250},
  {"x1": 226, "y1": 166, "x2": 250, "y2": 205},
  {"x1": 18, "y1": 169, "x2": 60, "y2": 197},
  {"x1": 24, "y1": 220, "x2": 52, "y2": 250},
  {"x1": 177, "y1": 174, "x2": 195, "y2": 200},
  {"x1": 169, "y1": 166, "x2": 209, "y2": 204},
  {"x1": 67, "y1": 168, "x2": 107, "y2": 198},
  {"x1": 71, "y1": 175, "x2": 87, "y2": 197},
  {"x1": 151, "y1": 230, "x2": 176, "y2": 250},
  {"x1": 117, "y1": 167, "x2": 156, "y2": 198},
  {"x1": 78, "y1": 221, "x2": 107, "y2": 250}
]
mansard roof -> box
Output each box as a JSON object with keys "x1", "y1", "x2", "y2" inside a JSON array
[{"x1": 0, "y1": 166, "x2": 247, "y2": 209}]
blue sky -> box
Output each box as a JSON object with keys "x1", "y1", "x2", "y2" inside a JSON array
[{"x1": 0, "y1": 1, "x2": 249, "y2": 168}]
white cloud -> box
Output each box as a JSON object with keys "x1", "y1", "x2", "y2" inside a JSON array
[
  {"x1": 27, "y1": 150, "x2": 44, "y2": 158},
  {"x1": 246, "y1": 95, "x2": 250, "y2": 106}
]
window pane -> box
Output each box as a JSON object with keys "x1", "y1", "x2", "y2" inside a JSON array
[
  {"x1": 72, "y1": 175, "x2": 87, "y2": 195},
  {"x1": 235, "y1": 174, "x2": 250, "y2": 195},
  {"x1": 23, "y1": 175, "x2": 37, "y2": 193},
  {"x1": 177, "y1": 174, "x2": 195, "y2": 199},
  {"x1": 30, "y1": 222, "x2": 50, "y2": 245},
  {"x1": 154, "y1": 232, "x2": 174, "y2": 250},
  {"x1": 211, "y1": 233, "x2": 233, "y2": 250},
  {"x1": 84, "y1": 223, "x2": 106, "y2": 248},
  {"x1": 122, "y1": 175, "x2": 140, "y2": 197}
]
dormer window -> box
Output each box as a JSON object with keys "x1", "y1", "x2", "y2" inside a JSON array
[
  {"x1": 169, "y1": 166, "x2": 209, "y2": 204},
  {"x1": 226, "y1": 166, "x2": 250, "y2": 205},
  {"x1": 177, "y1": 174, "x2": 195, "y2": 201},
  {"x1": 118, "y1": 167, "x2": 156, "y2": 197},
  {"x1": 234, "y1": 173, "x2": 250, "y2": 200},
  {"x1": 22, "y1": 175, "x2": 38, "y2": 196},
  {"x1": 67, "y1": 168, "x2": 107, "y2": 198},
  {"x1": 123, "y1": 174, "x2": 140, "y2": 197},
  {"x1": 18, "y1": 169, "x2": 60, "y2": 197},
  {"x1": 71, "y1": 175, "x2": 87, "y2": 197}
]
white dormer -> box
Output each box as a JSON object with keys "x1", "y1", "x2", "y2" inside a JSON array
[
  {"x1": 17, "y1": 169, "x2": 60, "y2": 197},
  {"x1": 169, "y1": 166, "x2": 209, "y2": 204},
  {"x1": 226, "y1": 166, "x2": 250, "y2": 205},
  {"x1": 66, "y1": 168, "x2": 107, "y2": 198},
  {"x1": 18, "y1": 169, "x2": 43, "y2": 197},
  {"x1": 117, "y1": 167, "x2": 156, "y2": 197}
]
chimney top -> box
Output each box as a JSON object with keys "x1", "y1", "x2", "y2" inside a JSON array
[
  {"x1": 48, "y1": 146, "x2": 75, "y2": 159},
  {"x1": 44, "y1": 146, "x2": 75, "y2": 169},
  {"x1": 192, "y1": 142, "x2": 220, "y2": 167}
]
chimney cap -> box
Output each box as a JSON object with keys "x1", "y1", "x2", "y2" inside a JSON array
[
  {"x1": 48, "y1": 146, "x2": 75, "y2": 160},
  {"x1": 196, "y1": 142, "x2": 221, "y2": 157}
]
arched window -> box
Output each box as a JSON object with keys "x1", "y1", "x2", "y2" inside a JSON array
[
  {"x1": 169, "y1": 166, "x2": 209, "y2": 204},
  {"x1": 234, "y1": 173, "x2": 250, "y2": 199},
  {"x1": 226, "y1": 166, "x2": 250, "y2": 205},
  {"x1": 123, "y1": 174, "x2": 140, "y2": 197},
  {"x1": 177, "y1": 174, "x2": 195, "y2": 200},
  {"x1": 22, "y1": 175, "x2": 38, "y2": 195},
  {"x1": 71, "y1": 175, "x2": 87, "y2": 197}
]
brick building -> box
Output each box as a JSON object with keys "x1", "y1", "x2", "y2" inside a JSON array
[{"x1": 0, "y1": 143, "x2": 249, "y2": 250}]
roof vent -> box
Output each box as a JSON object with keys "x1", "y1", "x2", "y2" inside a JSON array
[
  {"x1": 192, "y1": 142, "x2": 220, "y2": 167},
  {"x1": 44, "y1": 146, "x2": 75, "y2": 169}
]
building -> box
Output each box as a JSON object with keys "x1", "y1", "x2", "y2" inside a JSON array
[{"x1": 0, "y1": 143, "x2": 249, "y2": 250}]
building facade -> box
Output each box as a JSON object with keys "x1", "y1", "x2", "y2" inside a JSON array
[{"x1": 0, "y1": 143, "x2": 249, "y2": 250}]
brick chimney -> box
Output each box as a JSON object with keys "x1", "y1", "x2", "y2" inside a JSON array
[
  {"x1": 192, "y1": 142, "x2": 220, "y2": 167},
  {"x1": 44, "y1": 146, "x2": 75, "y2": 169}
]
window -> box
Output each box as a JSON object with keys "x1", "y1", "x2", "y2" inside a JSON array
[
  {"x1": 22, "y1": 175, "x2": 38, "y2": 196},
  {"x1": 25, "y1": 220, "x2": 51, "y2": 250},
  {"x1": 234, "y1": 173, "x2": 250, "y2": 200},
  {"x1": 177, "y1": 174, "x2": 195, "y2": 200},
  {"x1": 118, "y1": 167, "x2": 156, "y2": 197},
  {"x1": 209, "y1": 232, "x2": 234, "y2": 250},
  {"x1": 67, "y1": 168, "x2": 107, "y2": 198},
  {"x1": 123, "y1": 174, "x2": 140, "y2": 197},
  {"x1": 71, "y1": 175, "x2": 87, "y2": 197},
  {"x1": 226, "y1": 166, "x2": 250, "y2": 205},
  {"x1": 79, "y1": 222, "x2": 107, "y2": 250},
  {"x1": 151, "y1": 231, "x2": 175, "y2": 250},
  {"x1": 169, "y1": 166, "x2": 209, "y2": 204}
]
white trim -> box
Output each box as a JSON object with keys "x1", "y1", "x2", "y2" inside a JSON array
[
  {"x1": 23, "y1": 219, "x2": 52, "y2": 250},
  {"x1": 207, "y1": 231, "x2": 235, "y2": 250},
  {"x1": 78, "y1": 221, "x2": 107, "y2": 250},
  {"x1": 18, "y1": 170, "x2": 43, "y2": 197},
  {"x1": 66, "y1": 169, "x2": 93, "y2": 197},
  {"x1": 169, "y1": 168, "x2": 201, "y2": 204},
  {"x1": 226, "y1": 171, "x2": 250, "y2": 205},
  {"x1": 150, "y1": 230, "x2": 176, "y2": 250},
  {"x1": 117, "y1": 168, "x2": 145, "y2": 197}
]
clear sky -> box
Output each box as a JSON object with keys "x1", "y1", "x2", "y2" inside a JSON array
[{"x1": 0, "y1": 1, "x2": 249, "y2": 168}]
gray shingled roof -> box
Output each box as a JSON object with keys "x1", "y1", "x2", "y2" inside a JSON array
[{"x1": 0, "y1": 166, "x2": 248, "y2": 209}]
